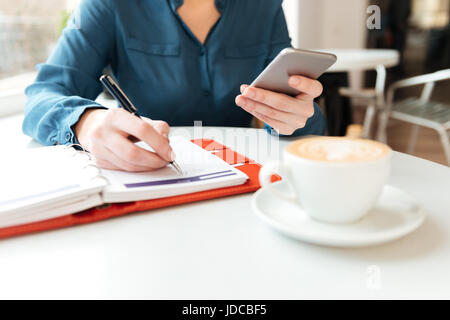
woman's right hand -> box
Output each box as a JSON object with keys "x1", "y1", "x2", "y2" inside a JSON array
[{"x1": 75, "y1": 108, "x2": 175, "y2": 172}]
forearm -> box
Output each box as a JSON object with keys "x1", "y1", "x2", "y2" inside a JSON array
[
  {"x1": 23, "y1": 80, "x2": 105, "y2": 146},
  {"x1": 22, "y1": 0, "x2": 115, "y2": 146}
]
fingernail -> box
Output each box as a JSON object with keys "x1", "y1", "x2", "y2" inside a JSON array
[
  {"x1": 290, "y1": 77, "x2": 299, "y2": 85},
  {"x1": 162, "y1": 132, "x2": 168, "y2": 138},
  {"x1": 244, "y1": 88, "x2": 255, "y2": 99},
  {"x1": 236, "y1": 96, "x2": 244, "y2": 107},
  {"x1": 170, "y1": 151, "x2": 177, "y2": 161}
]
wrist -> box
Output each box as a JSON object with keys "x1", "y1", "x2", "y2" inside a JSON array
[{"x1": 74, "y1": 108, "x2": 107, "y2": 148}]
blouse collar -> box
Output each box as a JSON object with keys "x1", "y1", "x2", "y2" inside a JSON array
[{"x1": 168, "y1": 0, "x2": 227, "y2": 13}]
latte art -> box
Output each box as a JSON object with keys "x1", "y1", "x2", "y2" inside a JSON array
[{"x1": 287, "y1": 137, "x2": 391, "y2": 162}]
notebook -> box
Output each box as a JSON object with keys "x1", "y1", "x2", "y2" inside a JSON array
[{"x1": 0, "y1": 137, "x2": 248, "y2": 228}]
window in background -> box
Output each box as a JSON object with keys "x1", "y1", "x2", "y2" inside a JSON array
[
  {"x1": 0, "y1": 0, "x2": 78, "y2": 116},
  {"x1": 0, "y1": 0, "x2": 71, "y2": 79},
  {"x1": 410, "y1": 0, "x2": 449, "y2": 29}
]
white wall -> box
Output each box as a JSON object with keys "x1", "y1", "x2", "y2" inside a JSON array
[
  {"x1": 282, "y1": 0, "x2": 301, "y2": 48},
  {"x1": 283, "y1": 0, "x2": 369, "y2": 89},
  {"x1": 320, "y1": 0, "x2": 369, "y2": 49},
  {"x1": 283, "y1": 0, "x2": 369, "y2": 49}
]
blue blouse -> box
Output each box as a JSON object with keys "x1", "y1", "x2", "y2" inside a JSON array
[{"x1": 23, "y1": 0, "x2": 326, "y2": 146}]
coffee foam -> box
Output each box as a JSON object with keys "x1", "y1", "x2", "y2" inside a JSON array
[{"x1": 286, "y1": 137, "x2": 391, "y2": 162}]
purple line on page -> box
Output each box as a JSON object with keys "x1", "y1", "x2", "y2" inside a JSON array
[{"x1": 124, "y1": 170, "x2": 237, "y2": 188}]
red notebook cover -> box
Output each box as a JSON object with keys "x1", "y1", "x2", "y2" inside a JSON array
[{"x1": 0, "y1": 139, "x2": 280, "y2": 240}]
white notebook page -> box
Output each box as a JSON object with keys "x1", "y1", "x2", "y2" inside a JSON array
[
  {"x1": 101, "y1": 137, "x2": 248, "y2": 202},
  {"x1": 0, "y1": 146, "x2": 105, "y2": 214}
]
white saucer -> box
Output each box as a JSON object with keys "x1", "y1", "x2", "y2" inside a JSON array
[{"x1": 252, "y1": 181, "x2": 426, "y2": 248}]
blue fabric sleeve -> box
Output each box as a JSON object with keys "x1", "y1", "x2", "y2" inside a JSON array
[
  {"x1": 22, "y1": 0, "x2": 114, "y2": 146},
  {"x1": 263, "y1": 5, "x2": 327, "y2": 137}
]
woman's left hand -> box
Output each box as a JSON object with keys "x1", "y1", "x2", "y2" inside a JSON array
[{"x1": 235, "y1": 75, "x2": 323, "y2": 135}]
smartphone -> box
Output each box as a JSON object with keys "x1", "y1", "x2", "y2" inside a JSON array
[{"x1": 250, "y1": 48, "x2": 337, "y2": 96}]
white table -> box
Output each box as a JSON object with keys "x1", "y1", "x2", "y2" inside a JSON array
[
  {"x1": 322, "y1": 49, "x2": 399, "y2": 73},
  {"x1": 0, "y1": 115, "x2": 449, "y2": 299}
]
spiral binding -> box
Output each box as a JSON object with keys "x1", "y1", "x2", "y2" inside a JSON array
[
  {"x1": 65, "y1": 143, "x2": 86, "y2": 152},
  {"x1": 66, "y1": 144, "x2": 110, "y2": 184},
  {"x1": 65, "y1": 144, "x2": 92, "y2": 161}
]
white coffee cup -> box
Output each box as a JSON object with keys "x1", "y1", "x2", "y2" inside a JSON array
[{"x1": 259, "y1": 137, "x2": 392, "y2": 224}]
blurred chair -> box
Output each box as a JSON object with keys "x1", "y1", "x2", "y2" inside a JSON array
[
  {"x1": 377, "y1": 69, "x2": 450, "y2": 165},
  {"x1": 338, "y1": 65, "x2": 387, "y2": 139}
]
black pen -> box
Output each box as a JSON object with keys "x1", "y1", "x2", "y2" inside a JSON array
[{"x1": 99, "y1": 75, "x2": 183, "y2": 175}]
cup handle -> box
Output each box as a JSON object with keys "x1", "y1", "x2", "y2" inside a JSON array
[{"x1": 259, "y1": 161, "x2": 299, "y2": 204}]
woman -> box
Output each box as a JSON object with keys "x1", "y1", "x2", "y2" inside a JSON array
[{"x1": 23, "y1": 0, "x2": 325, "y2": 172}]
